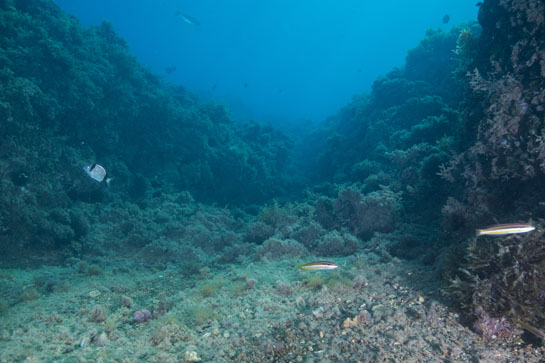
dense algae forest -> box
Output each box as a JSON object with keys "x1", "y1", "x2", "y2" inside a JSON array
[{"x1": 1, "y1": 0, "x2": 545, "y2": 361}]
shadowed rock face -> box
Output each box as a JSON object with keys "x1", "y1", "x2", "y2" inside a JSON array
[{"x1": 442, "y1": 0, "x2": 545, "y2": 342}]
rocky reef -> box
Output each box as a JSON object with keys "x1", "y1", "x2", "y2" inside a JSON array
[
  {"x1": 442, "y1": 0, "x2": 545, "y2": 341},
  {"x1": 1, "y1": 0, "x2": 545, "y2": 359},
  {"x1": 0, "y1": 0, "x2": 292, "y2": 262},
  {"x1": 307, "y1": 24, "x2": 470, "y2": 265},
  {"x1": 449, "y1": 231, "x2": 545, "y2": 343},
  {"x1": 306, "y1": 0, "x2": 545, "y2": 344},
  {"x1": 440, "y1": 0, "x2": 545, "y2": 220}
]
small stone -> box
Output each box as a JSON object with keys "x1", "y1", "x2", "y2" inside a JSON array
[
  {"x1": 342, "y1": 316, "x2": 358, "y2": 329},
  {"x1": 295, "y1": 296, "x2": 306, "y2": 309},
  {"x1": 312, "y1": 307, "x2": 325, "y2": 318},
  {"x1": 91, "y1": 305, "x2": 106, "y2": 323},
  {"x1": 89, "y1": 290, "x2": 101, "y2": 298},
  {"x1": 223, "y1": 332, "x2": 230, "y2": 338},
  {"x1": 245, "y1": 278, "x2": 257, "y2": 289},
  {"x1": 91, "y1": 332, "x2": 108, "y2": 346},
  {"x1": 319, "y1": 331, "x2": 324, "y2": 338},
  {"x1": 184, "y1": 351, "x2": 200, "y2": 362},
  {"x1": 121, "y1": 295, "x2": 132, "y2": 308},
  {"x1": 417, "y1": 296, "x2": 425, "y2": 304},
  {"x1": 133, "y1": 309, "x2": 151, "y2": 323}
]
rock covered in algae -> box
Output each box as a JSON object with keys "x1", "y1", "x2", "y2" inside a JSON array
[{"x1": 184, "y1": 350, "x2": 200, "y2": 362}]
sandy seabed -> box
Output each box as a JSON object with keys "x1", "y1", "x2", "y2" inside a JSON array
[{"x1": 1, "y1": 254, "x2": 544, "y2": 363}]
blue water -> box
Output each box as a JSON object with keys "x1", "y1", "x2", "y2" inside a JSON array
[{"x1": 54, "y1": 0, "x2": 476, "y2": 126}]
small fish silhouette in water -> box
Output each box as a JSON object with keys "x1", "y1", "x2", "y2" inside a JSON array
[
  {"x1": 243, "y1": 82, "x2": 248, "y2": 88},
  {"x1": 442, "y1": 14, "x2": 450, "y2": 24},
  {"x1": 165, "y1": 66, "x2": 176, "y2": 74},
  {"x1": 178, "y1": 13, "x2": 200, "y2": 26}
]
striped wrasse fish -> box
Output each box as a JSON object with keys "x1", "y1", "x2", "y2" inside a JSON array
[
  {"x1": 296, "y1": 261, "x2": 338, "y2": 270},
  {"x1": 476, "y1": 223, "x2": 535, "y2": 236}
]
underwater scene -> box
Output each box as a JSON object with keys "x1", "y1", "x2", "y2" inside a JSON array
[{"x1": 1, "y1": 0, "x2": 545, "y2": 361}]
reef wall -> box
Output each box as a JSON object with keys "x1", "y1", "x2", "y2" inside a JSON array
[
  {"x1": 308, "y1": 24, "x2": 471, "y2": 266},
  {"x1": 312, "y1": 0, "x2": 545, "y2": 341},
  {"x1": 441, "y1": 0, "x2": 545, "y2": 223},
  {"x1": 0, "y1": 0, "x2": 291, "y2": 261},
  {"x1": 445, "y1": 0, "x2": 545, "y2": 342}
]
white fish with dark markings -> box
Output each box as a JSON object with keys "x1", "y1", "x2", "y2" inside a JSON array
[{"x1": 83, "y1": 163, "x2": 111, "y2": 185}]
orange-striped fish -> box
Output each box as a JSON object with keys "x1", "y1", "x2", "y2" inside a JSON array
[
  {"x1": 296, "y1": 261, "x2": 338, "y2": 270},
  {"x1": 476, "y1": 223, "x2": 535, "y2": 236}
]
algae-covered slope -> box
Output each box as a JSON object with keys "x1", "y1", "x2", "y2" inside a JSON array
[
  {"x1": 313, "y1": 0, "x2": 545, "y2": 344},
  {"x1": 442, "y1": 0, "x2": 545, "y2": 343},
  {"x1": 315, "y1": 0, "x2": 544, "y2": 247},
  {"x1": 0, "y1": 0, "x2": 291, "y2": 205},
  {"x1": 0, "y1": 0, "x2": 291, "y2": 260},
  {"x1": 314, "y1": 25, "x2": 469, "y2": 237},
  {"x1": 443, "y1": 0, "x2": 545, "y2": 221}
]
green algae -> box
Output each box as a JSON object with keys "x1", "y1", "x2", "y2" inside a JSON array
[
  {"x1": 198, "y1": 277, "x2": 225, "y2": 298},
  {"x1": 184, "y1": 305, "x2": 218, "y2": 326}
]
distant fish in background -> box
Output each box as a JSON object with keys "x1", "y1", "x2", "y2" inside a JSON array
[
  {"x1": 177, "y1": 12, "x2": 200, "y2": 26},
  {"x1": 297, "y1": 261, "x2": 338, "y2": 270},
  {"x1": 165, "y1": 65, "x2": 177, "y2": 74},
  {"x1": 243, "y1": 82, "x2": 248, "y2": 88},
  {"x1": 83, "y1": 163, "x2": 111, "y2": 185},
  {"x1": 476, "y1": 223, "x2": 535, "y2": 236},
  {"x1": 442, "y1": 14, "x2": 450, "y2": 24}
]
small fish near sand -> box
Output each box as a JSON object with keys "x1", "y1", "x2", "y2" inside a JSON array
[
  {"x1": 83, "y1": 163, "x2": 110, "y2": 185},
  {"x1": 476, "y1": 223, "x2": 535, "y2": 236},
  {"x1": 297, "y1": 261, "x2": 338, "y2": 270}
]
